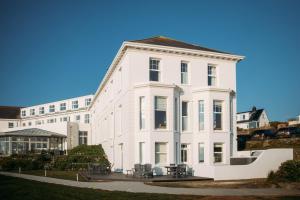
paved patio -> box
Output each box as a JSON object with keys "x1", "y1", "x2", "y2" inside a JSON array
[
  {"x1": 1, "y1": 171, "x2": 300, "y2": 196},
  {"x1": 81, "y1": 171, "x2": 212, "y2": 182}
]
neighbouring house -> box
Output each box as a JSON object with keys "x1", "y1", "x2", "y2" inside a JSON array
[
  {"x1": 0, "y1": 36, "x2": 293, "y2": 180},
  {"x1": 288, "y1": 115, "x2": 300, "y2": 126},
  {"x1": 237, "y1": 106, "x2": 269, "y2": 130}
]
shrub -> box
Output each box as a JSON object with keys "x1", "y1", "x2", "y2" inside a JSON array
[
  {"x1": 267, "y1": 160, "x2": 300, "y2": 182},
  {"x1": 0, "y1": 151, "x2": 52, "y2": 171},
  {"x1": 53, "y1": 145, "x2": 110, "y2": 171}
]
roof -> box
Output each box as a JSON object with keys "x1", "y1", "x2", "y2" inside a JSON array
[
  {"x1": 0, "y1": 128, "x2": 67, "y2": 138},
  {"x1": 0, "y1": 106, "x2": 22, "y2": 119},
  {"x1": 129, "y1": 36, "x2": 232, "y2": 54},
  {"x1": 237, "y1": 109, "x2": 264, "y2": 123}
]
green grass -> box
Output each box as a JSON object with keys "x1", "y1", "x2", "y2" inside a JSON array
[
  {"x1": 0, "y1": 175, "x2": 195, "y2": 200},
  {"x1": 21, "y1": 170, "x2": 87, "y2": 182},
  {"x1": 0, "y1": 175, "x2": 300, "y2": 200}
]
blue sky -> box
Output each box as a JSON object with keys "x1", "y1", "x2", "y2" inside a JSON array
[{"x1": 0, "y1": 0, "x2": 299, "y2": 121}]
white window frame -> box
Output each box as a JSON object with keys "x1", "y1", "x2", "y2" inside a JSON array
[
  {"x1": 79, "y1": 131, "x2": 88, "y2": 145},
  {"x1": 39, "y1": 107, "x2": 44, "y2": 115},
  {"x1": 213, "y1": 100, "x2": 223, "y2": 130},
  {"x1": 181, "y1": 61, "x2": 188, "y2": 84},
  {"x1": 198, "y1": 143, "x2": 205, "y2": 163},
  {"x1": 139, "y1": 97, "x2": 146, "y2": 130},
  {"x1": 75, "y1": 115, "x2": 80, "y2": 122},
  {"x1": 208, "y1": 64, "x2": 217, "y2": 86},
  {"x1": 85, "y1": 98, "x2": 91, "y2": 106},
  {"x1": 180, "y1": 144, "x2": 189, "y2": 164},
  {"x1": 174, "y1": 97, "x2": 179, "y2": 131},
  {"x1": 60, "y1": 103, "x2": 66, "y2": 111},
  {"x1": 155, "y1": 142, "x2": 167, "y2": 165},
  {"x1": 198, "y1": 100, "x2": 204, "y2": 131},
  {"x1": 72, "y1": 100, "x2": 78, "y2": 109},
  {"x1": 154, "y1": 96, "x2": 167, "y2": 130},
  {"x1": 8, "y1": 122, "x2": 14, "y2": 128},
  {"x1": 49, "y1": 105, "x2": 55, "y2": 113},
  {"x1": 84, "y1": 114, "x2": 90, "y2": 124},
  {"x1": 21, "y1": 110, "x2": 26, "y2": 117},
  {"x1": 181, "y1": 101, "x2": 188, "y2": 132},
  {"x1": 30, "y1": 109, "x2": 35, "y2": 116},
  {"x1": 214, "y1": 143, "x2": 223, "y2": 163},
  {"x1": 139, "y1": 142, "x2": 145, "y2": 164},
  {"x1": 149, "y1": 58, "x2": 160, "y2": 82}
]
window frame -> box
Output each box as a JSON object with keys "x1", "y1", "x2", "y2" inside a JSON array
[
  {"x1": 213, "y1": 143, "x2": 223, "y2": 163},
  {"x1": 139, "y1": 97, "x2": 146, "y2": 130},
  {"x1": 79, "y1": 131, "x2": 88, "y2": 145},
  {"x1": 60, "y1": 103, "x2": 66, "y2": 111},
  {"x1": 213, "y1": 100, "x2": 223, "y2": 130},
  {"x1": 149, "y1": 58, "x2": 160, "y2": 82},
  {"x1": 154, "y1": 96, "x2": 167, "y2": 130},
  {"x1": 180, "y1": 61, "x2": 188, "y2": 84},
  {"x1": 39, "y1": 107, "x2": 44, "y2": 115},
  {"x1": 198, "y1": 100, "x2": 205, "y2": 131},
  {"x1": 30, "y1": 109, "x2": 35, "y2": 116},
  {"x1": 72, "y1": 100, "x2": 78, "y2": 110},
  {"x1": 198, "y1": 143, "x2": 205, "y2": 163},
  {"x1": 181, "y1": 101, "x2": 188, "y2": 132},
  {"x1": 49, "y1": 105, "x2": 55, "y2": 113},
  {"x1": 208, "y1": 64, "x2": 217, "y2": 86},
  {"x1": 155, "y1": 142, "x2": 167, "y2": 165}
]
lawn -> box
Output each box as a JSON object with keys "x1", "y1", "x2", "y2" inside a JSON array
[{"x1": 0, "y1": 175, "x2": 299, "y2": 200}]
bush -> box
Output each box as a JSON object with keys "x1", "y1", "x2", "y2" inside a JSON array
[
  {"x1": 0, "y1": 151, "x2": 51, "y2": 171},
  {"x1": 268, "y1": 160, "x2": 300, "y2": 182},
  {"x1": 53, "y1": 145, "x2": 110, "y2": 171}
]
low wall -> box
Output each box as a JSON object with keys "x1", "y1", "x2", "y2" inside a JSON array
[{"x1": 213, "y1": 148, "x2": 293, "y2": 180}]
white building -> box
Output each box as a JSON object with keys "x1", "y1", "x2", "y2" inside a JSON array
[
  {"x1": 0, "y1": 95, "x2": 93, "y2": 154},
  {"x1": 288, "y1": 115, "x2": 300, "y2": 126},
  {"x1": 0, "y1": 36, "x2": 293, "y2": 180},
  {"x1": 236, "y1": 106, "x2": 269, "y2": 130}
]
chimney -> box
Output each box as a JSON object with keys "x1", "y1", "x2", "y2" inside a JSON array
[{"x1": 252, "y1": 106, "x2": 257, "y2": 112}]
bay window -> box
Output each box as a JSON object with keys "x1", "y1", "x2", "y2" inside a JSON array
[
  {"x1": 198, "y1": 143, "x2": 204, "y2": 163},
  {"x1": 139, "y1": 97, "x2": 146, "y2": 130},
  {"x1": 198, "y1": 100, "x2": 204, "y2": 131},
  {"x1": 182, "y1": 101, "x2": 188, "y2": 131}
]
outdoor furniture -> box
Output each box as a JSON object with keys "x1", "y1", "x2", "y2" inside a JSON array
[
  {"x1": 143, "y1": 163, "x2": 153, "y2": 178},
  {"x1": 177, "y1": 164, "x2": 187, "y2": 177},
  {"x1": 132, "y1": 164, "x2": 153, "y2": 178},
  {"x1": 165, "y1": 164, "x2": 187, "y2": 178},
  {"x1": 132, "y1": 164, "x2": 144, "y2": 178}
]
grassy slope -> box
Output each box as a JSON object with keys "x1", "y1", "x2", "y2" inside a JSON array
[
  {"x1": 0, "y1": 175, "x2": 299, "y2": 200},
  {"x1": 245, "y1": 138, "x2": 300, "y2": 160},
  {"x1": 21, "y1": 170, "x2": 87, "y2": 181}
]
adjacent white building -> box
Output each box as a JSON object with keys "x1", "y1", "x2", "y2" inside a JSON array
[
  {"x1": 0, "y1": 36, "x2": 293, "y2": 180},
  {"x1": 236, "y1": 106, "x2": 269, "y2": 130}
]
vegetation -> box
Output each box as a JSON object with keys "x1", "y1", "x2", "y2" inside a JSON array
[
  {"x1": 268, "y1": 160, "x2": 300, "y2": 182},
  {"x1": 53, "y1": 145, "x2": 110, "y2": 170},
  {"x1": 0, "y1": 175, "x2": 299, "y2": 200},
  {"x1": 0, "y1": 151, "x2": 51, "y2": 171},
  {"x1": 0, "y1": 145, "x2": 110, "y2": 172},
  {"x1": 22, "y1": 170, "x2": 87, "y2": 181}
]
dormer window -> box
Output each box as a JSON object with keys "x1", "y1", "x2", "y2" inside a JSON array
[{"x1": 149, "y1": 58, "x2": 160, "y2": 82}]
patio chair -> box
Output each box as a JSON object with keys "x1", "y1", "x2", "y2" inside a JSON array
[
  {"x1": 143, "y1": 164, "x2": 153, "y2": 178},
  {"x1": 177, "y1": 164, "x2": 187, "y2": 177},
  {"x1": 132, "y1": 164, "x2": 144, "y2": 178}
]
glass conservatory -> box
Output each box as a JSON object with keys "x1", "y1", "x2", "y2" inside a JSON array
[{"x1": 0, "y1": 128, "x2": 66, "y2": 156}]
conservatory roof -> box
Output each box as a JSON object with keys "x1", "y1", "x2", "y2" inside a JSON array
[{"x1": 0, "y1": 128, "x2": 66, "y2": 138}]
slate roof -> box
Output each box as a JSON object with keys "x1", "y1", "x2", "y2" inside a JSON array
[
  {"x1": 129, "y1": 36, "x2": 232, "y2": 54},
  {"x1": 237, "y1": 108, "x2": 264, "y2": 123},
  {"x1": 0, "y1": 128, "x2": 66, "y2": 138},
  {"x1": 0, "y1": 106, "x2": 22, "y2": 119}
]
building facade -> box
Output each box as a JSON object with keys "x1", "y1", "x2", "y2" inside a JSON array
[{"x1": 89, "y1": 36, "x2": 244, "y2": 177}]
